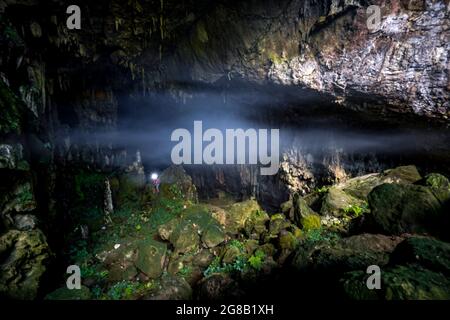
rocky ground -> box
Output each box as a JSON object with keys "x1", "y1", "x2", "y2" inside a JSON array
[
  {"x1": 1, "y1": 0, "x2": 449, "y2": 301},
  {"x1": 31, "y1": 164, "x2": 449, "y2": 301}
]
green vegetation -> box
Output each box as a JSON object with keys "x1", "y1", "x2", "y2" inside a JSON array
[
  {"x1": 0, "y1": 78, "x2": 24, "y2": 134},
  {"x1": 248, "y1": 250, "x2": 265, "y2": 271},
  {"x1": 301, "y1": 214, "x2": 321, "y2": 232},
  {"x1": 106, "y1": 280, "x2": 151, "y2": 300},
  {"x1": 303, "y1": 228, "x2": 340, "y2": 246},
  {"x1": 343, "y1": 203, "x2": 368, "y2": 218},
  {"x1": 315, "y1": 186, "x2": 330, "y2": 194},
  {"x1": 177, "y1": 265, "x2": 192, "y2": 278},
  {"x1": 203, "y1": 255, "x2": 249, "y2": 276}
]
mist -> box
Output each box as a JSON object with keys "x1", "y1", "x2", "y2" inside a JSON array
[{"x1": 58, "y1": 82, "x2": 450, "y2": 174}]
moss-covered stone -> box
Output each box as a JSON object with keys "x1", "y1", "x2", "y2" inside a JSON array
[
  {"x1": 383, "y1": 265, "x2": 450, "y2": 300},
  {"x1": 225, "y1": 199, "x2": 262, "y2": 234},
  {"x1": 134, "y1": 239, "x2": 167, "y2": 279},
  {"x1": 320, "y1": 187, "x2": 366, "y2": 217},
  {"x1": 419, "y1": 173, "x2": 450, "y2": 204},
  {"x1": 45, "y1": 286, "x2": 92, "y2": 300},
  {"x1": 201, "y1": 224, "x2": 226, "y2": 248},
  {"x1": 292, "y1": 234, "x2": 402, "y2": 273},
  {"x1": 390, "y1": 236, "x2": 450, "y2": 275},
  {"x1": 243, "y1": 208, "x2": 269, "y2": 236},
  {"x1": 0, "y1": 229, "x2": 51, "y2": 299},
  {"x1": 300, "y1": 214, "x2": 321, "y2": 232},
  {"x1": 278, "y1": 231, "x2": 297, "y2": 251},
  {"x1": 0, "y1": 79, "x2": 25, "y2": 134},
  {"x1": 367, "y1": 183, "x2": 444, "y2": 237},
  {"x1": 267, "y1": 213, "x2": 291, "y2": 237},
  {"x1": 382, "y1": 165, "x2": 422, "y2": 184},
  {"x1": 169, "y1": 221, "x2": 200, "y2": 254}
]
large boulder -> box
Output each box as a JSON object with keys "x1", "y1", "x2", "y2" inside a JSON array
[
  {"x1": 331, "y1": 165, "x2": 422, "y2": 202},
  {"x1": 292, "y1": 234, "x2": 403, "y2": 273},
  {"x1": 144, "y1": 274, "x2": 192, "y2": 300},
  {"x1": 158, "y1": 205, "x2": 224, "y2": 252},
  {"x1": 159, "y1": 165, "x2": 198, "y2": 202},
  {"x1": 366, "y1": 183, "x2": 445, "y2": 237},
  {"x1": 196, "y1": 273, "x2": 243, "y2": 301},
  {"x1": 419, "y1": 173, "x2": 450, "y2": 205},
  {"x1": 45, "y1": 286, "x2": 92, "y2": 300},
  {"x1": 389, "y1": 237, "x2": 450, "y2": 275},
  {"x1": 0, "y1": 229, "x2": 51, "y2": 299},
  {"x1": 341, "y1": 265, "x2": 450, "y2": 300},
  {"x1": 320, "y1": 187, "x2": 366, "y2": 217},
  {"x1": 134, "y1": 239, "x2": 167, "y2": 279},
  {"x1": 201, "y1": 224, "x2": 226, "y2": 248},
  {"x1": 282, "y1": 193, "x2": 318, "y2": 227},
  {"x1": 224, "y1": 199, "x2": 262, "y2": 234}
]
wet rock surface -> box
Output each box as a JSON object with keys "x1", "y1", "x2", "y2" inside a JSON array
[{"x1": 0, "y1": 0, "x2": 449, "y2": 302}]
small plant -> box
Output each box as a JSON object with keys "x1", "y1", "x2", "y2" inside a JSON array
[
  {"x1": 303, "y1": 228, "x2": 340, "y2": 246},
  {"x1": 203, "y1": 255, "x2": 249, "y2": 276},
  {"x1": 203, "y1": 256, "x2": 222, "y2": 276},
  {"x1": 248, "y1": 250, "x2": 265, "y2": 271},
  {"x1": 107, "y1": 281, "x2": 142, "y2": 300},
  {"x1": 228, "y1": 239, "x2": 245, "y2": 252},
  {"x1": 178, "y1": 265, "x2": 192, "y2": 278},
  {"x1": 343, "y1": 203, "x2": 368, "y2": 218},
  {"x1": 315, "y1": 186, "x2": 329, "y2": 194}
]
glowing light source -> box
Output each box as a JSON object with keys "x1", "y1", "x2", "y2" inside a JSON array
[{"x1": 151, "y1": 173, "x2": 158, "y2": 180}]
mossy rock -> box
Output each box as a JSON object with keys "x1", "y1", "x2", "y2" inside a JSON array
[
  {"x1": 243, "y1": 209, "x2": 269, "y2": 236},
  {"x1": 116, "y1": 174, "x2": 144, "y2": 208},
  {"x1": 336, "y1": 166, "x2": 421, "y2": 202},
  {"x1": 419, "y1": 173, "x2": 450, "y2": 204},
  {"x1": 320, "y1": 187, "x2": 366, "y2": 217},
  {"x1": 278, "y1": 231, "x2": 297, "y2": 251},
  {"x1": 340, "y1": 271, "x2": 379, "y2": 300},
  {"x1": 159, "y1": 165, "x2": 197, "y2": 202},
  {"x1": 201, "y1": 224, "x2": 226, "y2": 248},
  {"x1": 259, "y1": 243, "x2": 276, "y2": 257},
  {"x1": 225, "y1": 199, "x2": 262, "y2": 234},
  {"x1": 45, "y1": 286, "x2": 91, "y2": 300},
  {"x1": 390, "y1": 237, "x2": 450, "y2": 275},
  {"x1": 383, "y1": 264, "x2": 450, "y2": 300},
  {"x1": 292, "y1": 234, "x2": 402, "y2": 273},
  {"x1": 0, "y1": 229, "x2": 51, "y2": 299},
  {"x1": 169, "y1": 221, "x2": 200, "y2": 254},
  {"x1": 243, "y1": 239, "x2": 259, "y2": 255},
  {"x1": 0, "y1": 78, "x2": 25, "y2": 134},
  {"x1": 144, "y1": 273, "x2": 192, "y2": 300},
  {"x1": 221, "y1": 245, "x2": 242, "y2": 264},
  {"x1": 159, "y1": 206, "x2": 223, "y2": 252},
  {"x1": 293, "y1": 194, "x2": 317, "y2": 226},
  {"x1": 382, "y1": 165, "x2": 422, "y2": 184},
  {"x1": 340, "y1": 265, "x2": 450, "y2": 300},
  {"x1": 366, "y1": 183, "x2": 444, "y2": 237},
  {"x1": 197, "y1": 273, "x2": 243, "y2": 301},
  {"x1": 300, "y1": 214, "x2": 321, "y2": 232},
  {"x1": 134, "y1": 240, "x2": 167, "y2": 279},
  {"x1": 268, "y1": 214, "x2": 291, "y2": 237}
]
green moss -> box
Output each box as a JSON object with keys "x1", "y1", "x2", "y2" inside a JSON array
[
  {"x1": 267, "y1": 51, "x2": 284, "y2": 65},
  {"x1": 248, "y1": 249, "x2": 265, "y2": 271},
  {"x1": 204, "y1": 252, "x2": 249, "y2": 276},
  {"x1": 0, "y1": 79, "x2": 24, "y2": 134},
  {"x1": 343, "y1": 202, "x2": 368, "y2": 218},
  {"x1": 300, "y1": 214, "x2": 321, "y2": 232},
  {"x1": 196, "y1": 21, "x2": 209, "y2": 43}
]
